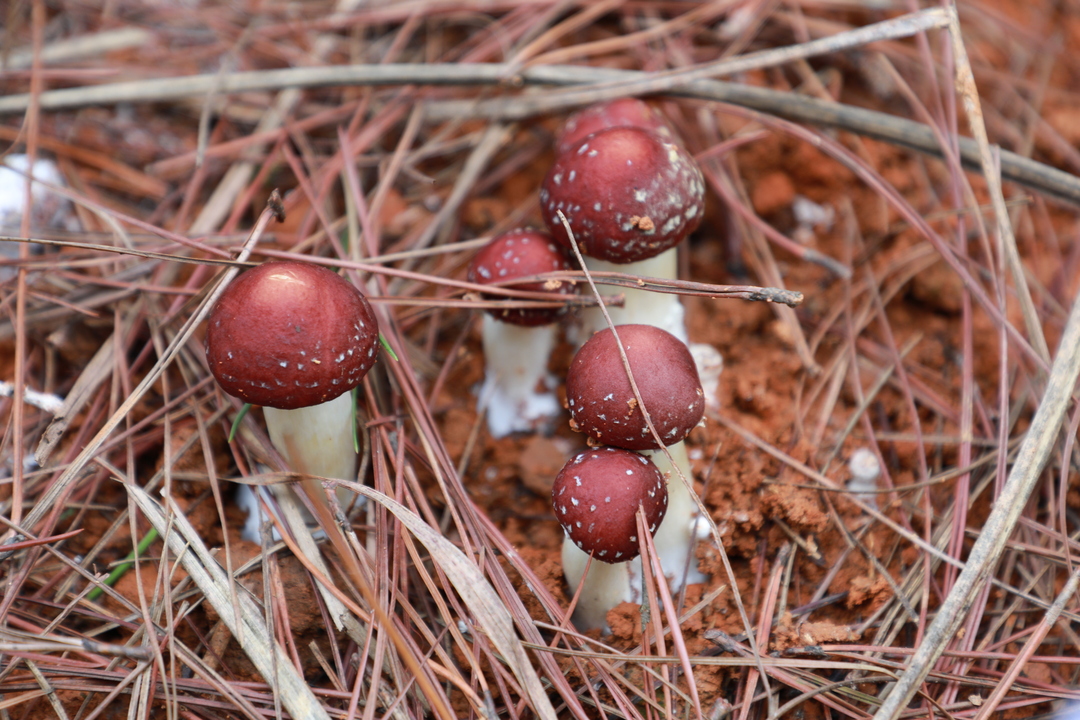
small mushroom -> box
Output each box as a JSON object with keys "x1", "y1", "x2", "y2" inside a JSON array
[
  {"x1": 540, "y1": 125, "x2": 704, "y2": 341},
  {"x1": 556, "y1": 98, "x2": 677, "y2": 157},
  {"x1": 564, "y1": 324, "x2": 707, "y2": 593},
  {"x1": 551, "y1": 446, "x2": 667, "y2": 631},
  {"x1": 552, "y1": 446, "x2": 668, "y2": 560},
  {"x1": 847, "y1": 448, "x2": 881, "y2": 509},
  {"x1": 467, "y1": 228, "x2": 575, "y2": 437},
  {"x1": 205, "y1": 260, "x2": 379, "y2": 507},
  {"x1": 566, "y1": 324, "x2": 704, "y2": 451}
]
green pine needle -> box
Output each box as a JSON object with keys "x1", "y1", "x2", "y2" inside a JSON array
[
  {"x1": 229, "y1": 403, "x2": 252, "y2": 443},
  {"x1": 86, "y1": 527, "x2": 160, "y2": 602},
  {"x1": 352, "y1": 388, "x2": 360, "y2": 453},
  {"x1": 379, "y1": 333, "x2": 399, "y2": 362}
]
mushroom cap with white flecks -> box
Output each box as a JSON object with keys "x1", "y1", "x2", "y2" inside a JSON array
[
  {"x1": 540, "y1": 126, "x2": 704, "y2": 264},
  {"x1": 551, "y1": 447, "x2": 667, "y2": 563},
  {"x1": 467, "y1": 228, "x2": 576, "y2": 327},
  {"x1": 566, "y1": 324, "x2": 704, "y2": 451},
  {"x1": 205, "y1": 261, "x2": 380, "y2": 410},
  {"x1": 555, "y1": 98, "x2": 677, "y2": 157}
]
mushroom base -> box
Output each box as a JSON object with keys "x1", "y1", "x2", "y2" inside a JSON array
[
  {"x1": 479, "y1": 316, "x2": 561, "y2": 438},
  {"x1": 561, "y1": 540, "x2": 641, "y2": 633}
]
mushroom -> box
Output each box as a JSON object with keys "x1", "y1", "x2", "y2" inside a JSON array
[
  {"x1": 467, "y1": 228, "x2": 575, "y2": 437},
  {"x1": 551, "y1": 446, "x2": 667, "y2": 631},
  {"x1": 540, "y1": 124, "x2": 704, "y2": 342},
  {"x1": 847, "y1": 448, "x2": 881, "y2": 509},
  {"x1": 555, "y1": 98, "x2": 677, "y2": 157},
  {"x1": 205, "y1": 260, "x2": 379, "y2": 509},
  {"x1": 564, "y1": 324, "x2": 707, "y2": 593}
]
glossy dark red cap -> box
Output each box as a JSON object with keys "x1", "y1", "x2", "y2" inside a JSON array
[
  {"x1": 566, "y1": 324, "x2": 704, "y2": 451},
  {"x1": 552, "y1": 447, "x2": 667, "y2": 563},
  {"x1": 205, "y1": 261, "x2": 379, "y2": 409},
  {"x1": 540, "y1": 126, "x2": 704, "y2": 264},
  {"x1": 467, "y1": 228, "x2": 575, "y2": 327}
]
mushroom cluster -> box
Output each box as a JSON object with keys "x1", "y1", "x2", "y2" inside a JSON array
[
  {"x1": 555, "y1": 323, "x2": 707, "y2": 630},
  {"x1": 467, "y1": 98, "x2": 721, "y2": 436},
  {"x1": 459, "y1": 99, "x2": 720, "y2": 630},
  {"x1": 205, "y1": 260, "x2": 379, "y2": 512}
]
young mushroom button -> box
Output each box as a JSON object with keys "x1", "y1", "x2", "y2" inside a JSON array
[
  {"x1": 566, "y1": 324, "x2": 704, "y2": 451},
  {"x1": 467, "y1": 228, "x2": 575, "y2": 327},
  {"x1": 467, "y1": 229, "x2": 576, "y2": 438},
  {"x1": 552, "y1": 447, "x2": 667, "y2": 563},
  {"x1": 555, "y1": 97, "x2": 677, "y2": 157}
]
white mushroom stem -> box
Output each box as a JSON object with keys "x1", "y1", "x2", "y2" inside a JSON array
[
  {"x1": 578, "y1": 248, "x2": 686, "y2": 343},
  {"x1": 561, "y1": 540, "x2": 641, "y2": 633},
  {"x1": 847, "y1": 448, "x2": 881, "y2": 509},
  {"x1": 479, "y1": 315, "x2": 561, "y2": 438},
  {"x1": 689, "y1": 343, "x2": 724, "y2": 414},
  {"x1": 642, "y1": 441, "x2": 707, "y2": 592},
  {"x1": 560, "y1": 441, "x2": 705, "y2": 632},
  {"x1": 263, "y1": 391, "x2": 358, "y2": 510}
]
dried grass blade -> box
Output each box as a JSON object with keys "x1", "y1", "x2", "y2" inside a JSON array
[
  {"x1": 638, "y1": 508, "x2": 703, "y2": 719},
  {"x1": 344, "y1": 482, "x2": 558, "y2": 720},
  {"x1": 2, "y1": 62, "x2": 1077, "y2": 205},
  {"x1": 407, "y1": 123, "x2": 511, "y2": 254},
  {"x1": 124, "y1": 483, "x2": 333, "y2": 720},
  {"x1": 972, "y1": 566, "x2": 1080, "y2": 719},
  {"x1": 187, "y1": 0, "x2": 369, "y2": 235},
  {"x1": 945, "y1": 6, "x2": 1049, "y2": 364},
  {"x1": 5, "y1": 27, "x2": 150, "y2": 70},
  {"x1": 34, "y1": 331, "x2": 114, "y2": 466},
  {"x1": 24, "y1": 659, "x2": 68, "y2": 720},
  {"x1": 500, "y1": 8, "x2": 951, "y2": 114}
]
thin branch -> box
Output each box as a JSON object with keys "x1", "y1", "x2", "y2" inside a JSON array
[{"x1": 1, "y1": 67, "x2": 1078, "y2": 206}]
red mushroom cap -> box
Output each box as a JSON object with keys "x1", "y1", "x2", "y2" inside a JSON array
[
  {"x1": 467, "y1": 228, "x2": 576, "y2": 327},
  {"x1": 551, "y1": 447, "x2": 667, "y2": 563},
  {"x1": 566, "y1": 324, "x2": 704, "y2": 451},
  {"x1": 540, "y1": 126, "x2": 704, "y2": 264},
  {"x1": 205, "y1": 261, "x2": 379, "y2": 410},
  {"x1": 556, "y1": 98, "x2": 676, "y2": 157}
]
